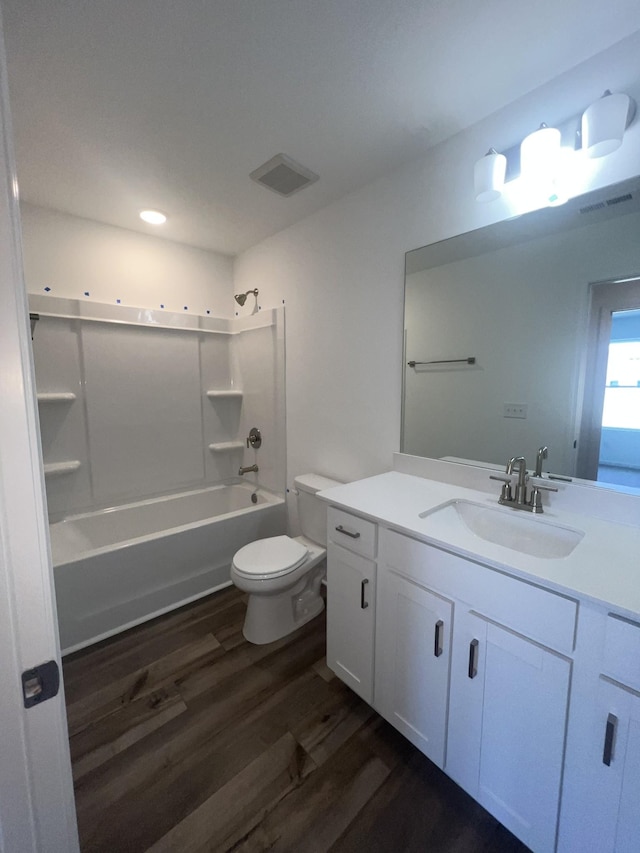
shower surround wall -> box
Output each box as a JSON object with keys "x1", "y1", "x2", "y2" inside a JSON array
[
  {"x1": 30, "y1": 295, "x2": 286, "y2": 518},
  {"x1": 30, "y1": 295, "x2": 286, "y2": 650}
]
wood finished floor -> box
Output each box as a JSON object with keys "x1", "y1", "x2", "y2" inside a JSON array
[{"x1": 63, "y1": 586, "x2": 530, "y2": 853}]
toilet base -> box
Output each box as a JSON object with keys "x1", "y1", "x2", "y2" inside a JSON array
[
  {"x1": 241, "y1": 564, "x2": 326, "y2": 645},
  {"x1": 243, "y1": 593, "x2": 324, "y2": 645}
]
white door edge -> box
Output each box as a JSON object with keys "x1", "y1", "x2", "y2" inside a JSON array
[{"x1": 0, "y1": 6, "x2": 79, "y2": 851}]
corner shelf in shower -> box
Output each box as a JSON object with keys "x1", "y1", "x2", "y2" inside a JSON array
[
  {"x1": 206, "y1": 390, "x2": 243, "y2": 399},
  {"x1": 44, "y1": 460, "x2": 81, "y2": 478},
  {"x1": 208, "y1": 442, "x2": 245, "y2": 453},
  {"x1": 37, "y1": 392, "x2": 77, "y2": 403}
]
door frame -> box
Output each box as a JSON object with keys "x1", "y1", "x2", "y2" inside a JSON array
[
  {"x1": 0, "y1": 7, "x2": 79, "y2": 851},
  {"x1": 576, "y1": 276, "x2": 640, "y2": 481}
]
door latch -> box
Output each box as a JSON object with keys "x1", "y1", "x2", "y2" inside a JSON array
[{"x1": 21, "y1": 660, "x2": 60, "y2": 708}]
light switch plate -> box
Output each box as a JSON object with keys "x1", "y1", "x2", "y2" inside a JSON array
[{"x1": 504, "y1": 403, "x2": 528, "y2": 419}]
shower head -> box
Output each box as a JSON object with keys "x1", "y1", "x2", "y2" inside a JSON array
[{"x1": 234, "y1": 288, "x2": 259, "y2": 307}]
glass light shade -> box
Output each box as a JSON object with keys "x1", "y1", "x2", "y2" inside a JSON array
[
  {"x1": 520, "y1": 125, "x2": 561, "y2": 182},
  {"x1": 139, "y1": 209, "x2": 167, "y2": 225},
  {"x1": 474, "y1": 150, "x2": 507, "y2": 202},
  {"x1": 582, "y1": 92, "x2": 630, "y2": 158}
]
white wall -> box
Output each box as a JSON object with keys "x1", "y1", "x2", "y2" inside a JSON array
[
  {"x1": 20, "y1": 203, "x2": 234, "y2": 317},
  {"x1": 233, "y1": 33, "x2": 640, "y2": 520}
]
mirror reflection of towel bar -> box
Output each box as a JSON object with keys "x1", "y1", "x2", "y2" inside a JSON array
[{"x1": 407, "y1": 357, "x2": 476, "y2": 367}]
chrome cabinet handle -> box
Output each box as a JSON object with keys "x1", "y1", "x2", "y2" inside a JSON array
[
  {"x1": 360, "y1": 578, "x2": 369, "y2": 609},
  {"x1": 603, "y1": 713, "x2": 617, "y2": 766},
  {"x1": 468, "y1": 639, "x2": 479, "y2": 679},
  {"x1": 335, "y1": 524, "x2": 360, "y2": 539},
  {"x1": 434, "y1": 620, "x2": 444, "y2": 657}
]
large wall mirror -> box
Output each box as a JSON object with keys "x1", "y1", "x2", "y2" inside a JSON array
[{"x1": 402, "y1": 175, "x2": 640, "y2": 491}]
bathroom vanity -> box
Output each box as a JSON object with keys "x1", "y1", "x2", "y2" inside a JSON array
[{"x1": 321, "y1": 462, "x2": 640, "y2": 853}]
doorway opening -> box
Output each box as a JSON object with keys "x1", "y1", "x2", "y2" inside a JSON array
[
  {"x1": 599, "y1": 312, "x2": 640, "y2": 487},
  {"x1": 577, "y1": 278, "x2": 640, "y2": 487}
]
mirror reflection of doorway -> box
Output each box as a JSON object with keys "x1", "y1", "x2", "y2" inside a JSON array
[
  {"x1": 577, "y1": 279, "x2": 640, "y2": 487},
  {"x1": 599, "y1": 312, "x2": 640, "y2": 487}
]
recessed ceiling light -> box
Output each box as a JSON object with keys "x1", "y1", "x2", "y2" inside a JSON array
[{"x1": 139, "y1": 209, "x2": 167, "y2": 225}]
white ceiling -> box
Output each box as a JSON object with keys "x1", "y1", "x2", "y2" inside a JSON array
[{"x1": 3, "y1": 1, "x2": 639, "y2": 256}]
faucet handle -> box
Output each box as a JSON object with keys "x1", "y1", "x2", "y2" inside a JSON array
[
  {"x1": 490, "y1": 474, "x2": 513, "y2": 502},
  {"x1": 528, "y1": 481, "x2": 558, "y2": 513},
  {"x1": 529, "y1": 479, "x2": 558, "y2": 492}
]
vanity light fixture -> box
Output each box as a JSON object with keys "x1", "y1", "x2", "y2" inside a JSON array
[
  {"x1": 473, "y1": 148, "x2": 507, "y2": 202},
  {"x1": 581, "y1": 90, "x2": 636, "y2": 158},
  {"x1": 473, "y1": 87, "x2": 636, "y2": 207},
  {"x1": 520, "y1": 123, "x2": 561, "y2": 182},
  {"x1": 139, "y1": 209, "x2": 167, "y2": 225},
  {"x1": 520, "y1": 123, "x2": 564, "y2": 207}
]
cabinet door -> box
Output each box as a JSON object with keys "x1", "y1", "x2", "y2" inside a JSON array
[
  {"x1": 326, "y1": 541, "x2": 376, "y2": 702},
  {"x1": 374, "y1": 568, "x2": 453, "y2": 766},
  {"x1": 561, "y1": 677, "x2": 640, "y2": 852},
  {"x1": 448, "y1": 610, "x2": 571, "y2": 853},
  {"x1": 605, "y1": 682, "x2": 640, "y2": 853}
]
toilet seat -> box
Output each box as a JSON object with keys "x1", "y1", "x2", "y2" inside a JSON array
[{"x1": 232, "y1": 535, "x2": 309, "y2": 579}]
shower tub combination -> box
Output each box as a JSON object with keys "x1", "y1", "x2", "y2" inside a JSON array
[{"x1": 50, "y1": 483, "x2": 285, "y2": 653}]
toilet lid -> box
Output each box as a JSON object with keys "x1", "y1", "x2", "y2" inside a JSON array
[{"x1": 233, "y1": 535, "x2": 308, "y2": 578}]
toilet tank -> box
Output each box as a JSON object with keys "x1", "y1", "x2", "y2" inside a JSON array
[{"x1": 294, "y1": 474, "x2": 342, "y2": 546}]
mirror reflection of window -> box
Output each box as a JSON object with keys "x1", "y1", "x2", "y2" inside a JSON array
[
  {"x1": 597, "y1": 308, "x2": 640, "y2": 489},
  {"x1": 603, "y1": 339, "x2": 640, "y2": 430}
]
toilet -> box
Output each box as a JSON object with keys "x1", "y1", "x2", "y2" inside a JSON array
[{"x1": 230, "y1": 473, "x2": 341, "y2": 644}]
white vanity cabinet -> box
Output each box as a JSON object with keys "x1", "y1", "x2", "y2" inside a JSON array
[
  {"x1": 448, "y1": 608, "x2": 570, "y2": 853},
  {"x1": 570, "y1": 678, "x2": 640, "y2": 852},
  {"x1": 375, "y1": 527, "x2": 575, "y2": 853},
  {"x1": 375, "y1": 565, "x2": 453, "y2": 765},
  {"x1": 321, "y1": 468, "x2": 640, "y2": 853},
  {"x1": 326, "y1": 507, "x2": 377, "y2": 703},
  {"x1": 559, "y1": 611, "x2": 640, "y2": 852}
]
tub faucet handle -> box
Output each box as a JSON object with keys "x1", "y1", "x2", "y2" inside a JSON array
[{"x1": 246, "y1": 427, "x2": 262, "y2": 449}]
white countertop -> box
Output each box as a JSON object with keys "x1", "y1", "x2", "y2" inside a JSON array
[{"x1": 319, "y1": 471, "x2": 640, "y2": 620}]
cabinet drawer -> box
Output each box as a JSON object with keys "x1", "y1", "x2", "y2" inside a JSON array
[
  {"x1": 380, "y1": 528, "x2": 577, "y2": 654},
  {"x1": 328, "y1": 507, "x2": 377, "y2": 558},
  {"x1": 603, "y1": 614, "x2": 640, "y2": 691}
]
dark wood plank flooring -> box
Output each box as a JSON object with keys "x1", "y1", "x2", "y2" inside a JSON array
[{"x1": 63, "y1": 586, "x2": 530, "y2": 852}]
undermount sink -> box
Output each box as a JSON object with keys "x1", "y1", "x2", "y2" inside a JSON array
[{"x1": 419, "y1": 500, "x2": 584, "y2": 559}]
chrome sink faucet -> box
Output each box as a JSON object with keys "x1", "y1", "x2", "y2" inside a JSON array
[
  {"x1": 506, "y1": 456, "x2": 528, "y2": 504},
  {"x1": 490, "y1": 453, "x2": 557, "y2": 513}
]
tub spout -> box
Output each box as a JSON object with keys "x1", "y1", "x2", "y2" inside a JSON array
[{"x1": 239, "y1": 464, "x2": 259, "y2": 476}]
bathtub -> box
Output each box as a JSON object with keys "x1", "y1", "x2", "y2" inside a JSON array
[{"x1": 51, "y1": 483, "x2": 286, "y2": 653}]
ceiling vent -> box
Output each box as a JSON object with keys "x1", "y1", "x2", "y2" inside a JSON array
[
  {"x1": 606, "y1": 192, "x2": 632, "y2": 206},
  {"x1": 580, "y1": 191, "x2": 633, "y2": 215},
  {"x1": 579, "y1": 201, "x2": 606, "y2": 214},
  {"x1": 250, "y1": 153, "x2": 319, "y2": 197}
]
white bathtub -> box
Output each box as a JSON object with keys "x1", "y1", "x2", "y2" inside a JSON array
[{"x1": 51, "y1": 483, "x2": 286, "y2": 653}]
